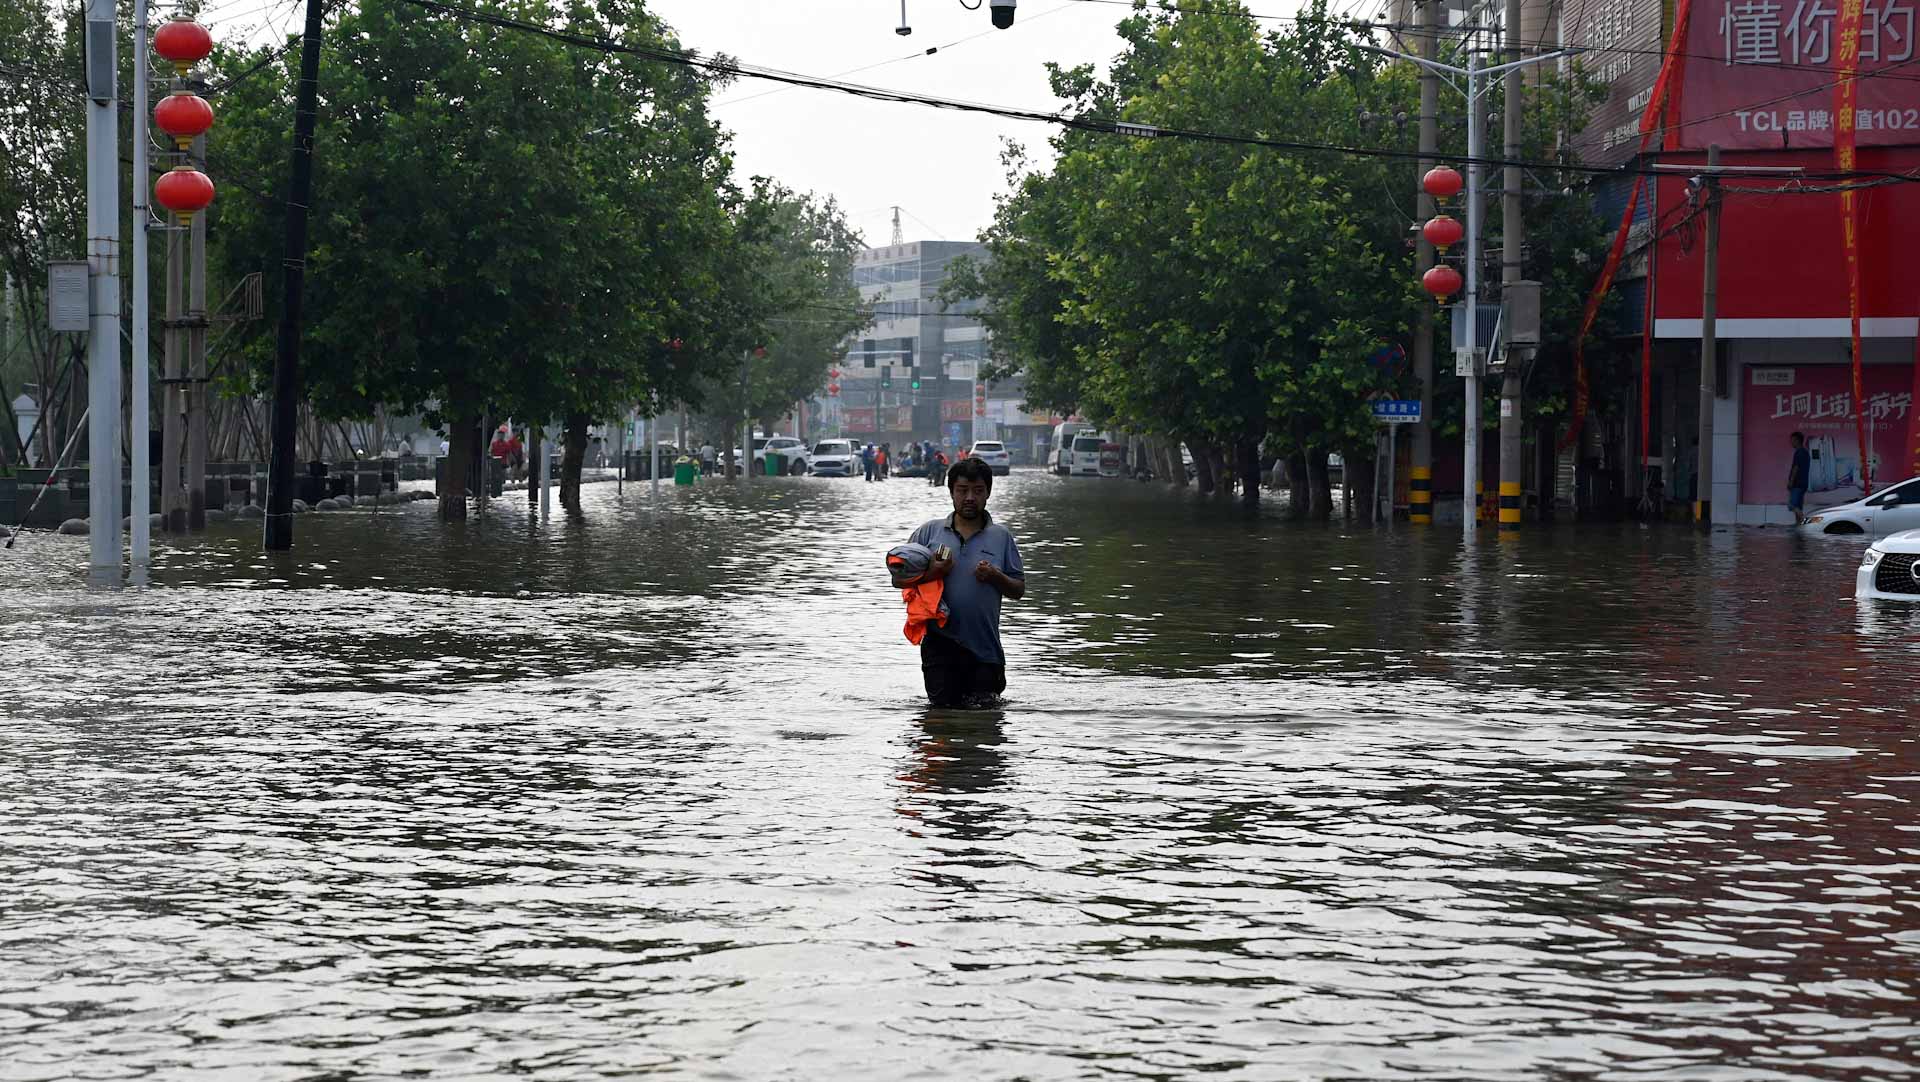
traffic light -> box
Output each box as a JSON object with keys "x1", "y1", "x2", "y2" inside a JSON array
[
  {"x1": 910, "y1": 377, "x2": 921, "y2": 391},
  {"x1": 881, "y1": 366, "x2": 892, "y2": 389}
]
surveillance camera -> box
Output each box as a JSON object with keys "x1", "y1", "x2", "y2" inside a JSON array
[
  {"x1": 990, "y1": 0, "x2": 1015, "y2": 28},
  {"x1": 896, "y1": 23, "x2": 912, "y2": 35}
]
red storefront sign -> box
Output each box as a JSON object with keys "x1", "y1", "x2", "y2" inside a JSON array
[
  {"x1": 844, "y1": 408, "x2": 877, "y2": 432},
  {"x1": 1740, "y1": 363, "x2": 1913, "y2": 504},
  {"x1": 941, "y1": 399, "x2": 972, "y2": 422},
  {"x1": 1653, "y1": 146, "x2": 1920, "y2": 325},
  {"x1": 1673, "y1": 0, "x2": 1919, "y2": 151}
]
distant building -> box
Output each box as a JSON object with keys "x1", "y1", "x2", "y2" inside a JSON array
[{"x1": 829, "y1": 240, "x2": 1044, "y2": 456}]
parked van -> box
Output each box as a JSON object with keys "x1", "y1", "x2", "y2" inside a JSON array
[
  {"x1": 1056, "y1": 428, "x2": 1109, "y2": 477},
  {"x1": 1051, "y1": 423, "x2": 1084, "y2": 475}
]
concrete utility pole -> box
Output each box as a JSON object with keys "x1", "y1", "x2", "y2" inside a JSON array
[
  {"x1": 163, "y1": 201, "x2": 185, "y2": 532},
  {"x1": 1497, "y1": 0, "x2": 1525, "y2": 536},
  {"x1": 1696, "y1": 144, "x2": 1722, "y2": 528},
  {"x1": 740, "y1": 351, "x2": 754, "y2": 485},
  {"x1": 84, "y1": 0, "x2": 123, "y2": 580},
  {"x1": 130, "y1": 0, "x2": 152, "y2": 573},
  {"x1": 188, "y1": 142, "x2": 209, "y2": 530},
  {"x1": 1409, "y1": 0, "x2": 1439, "y2": 525}
]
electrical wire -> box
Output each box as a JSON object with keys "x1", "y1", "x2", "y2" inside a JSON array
[{"x1": 385, "y1": 0, "x2": 1920, "y2": 184}]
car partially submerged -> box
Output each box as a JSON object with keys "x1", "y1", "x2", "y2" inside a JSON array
[
  {"x1": 1800, "y1": 475, "x2": 1920, "y2": 538},
  {"x1": 1858, "y1": 528, "x2": 1920, "y2": 601},
  {"x1": 808, "y1": 439, "x2": 860, "y2": 478}
]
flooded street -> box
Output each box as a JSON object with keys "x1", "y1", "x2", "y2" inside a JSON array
[{"x1": 2, "y1": 471, "x2": 1916, "y2": 1080}]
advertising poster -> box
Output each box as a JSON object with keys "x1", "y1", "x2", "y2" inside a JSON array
[
  {"x1": 844, "y1": 407, "x2": 877, "y2": 432},
  {"x1": 1676, "y1": 0, "x2": 1917, "y2": 150},
  {"x1": 1740, "y1": 364, "x2": 1915, "y2": 506}
]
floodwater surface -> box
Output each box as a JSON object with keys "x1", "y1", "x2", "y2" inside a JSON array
[{"x1": 1, "y1": 472, "x2": 1916, "y2": 1080}]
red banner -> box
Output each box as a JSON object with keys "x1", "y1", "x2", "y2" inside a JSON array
[
  {"x1": 844, "y1": 408, "x2": 877, "y2": 432},
  {"x1": 1836, "y1": 0, "x2": 1874, "y2": 493},
  {"x1": 1561, "y1": 0, "x2": 1698, "y2": 452},
  {"x1": 1674, "y1": 0, "x2": 1920, "y2": 151}
]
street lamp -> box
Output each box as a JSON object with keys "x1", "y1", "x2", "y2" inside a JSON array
[{"x1": 1361, "y1": 41, "x2": 1578, "y2": 541}]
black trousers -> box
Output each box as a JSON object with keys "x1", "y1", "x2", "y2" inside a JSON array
[{"x1": 920, "y1": 632, "x2": 1006, "y2": 708}]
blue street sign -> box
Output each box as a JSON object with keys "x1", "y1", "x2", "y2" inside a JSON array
[{"x1": 1371, "y1": 399, "x2": 1421, "y2": 424}]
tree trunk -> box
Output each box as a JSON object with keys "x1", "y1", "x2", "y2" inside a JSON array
[
  {"x1": 1207, "y1": 445, "x2": 1231, "y2": 497},
  {"x1": 528, "y1": 425, "x2": 542, "y2": 505},
  {"x1": 1188, "y1": 439, "x2": 1216, "y2": 494},
  {"x1": 1236, "y1": 438, "x2": 1261, "y2": 509},
  {"x1": 561, "y1": 412, "x2": 588, "y2": 509},
  {"x1": 441, "y1": 414, "x2": 475, "y2": 522},
  {"x1": 1305, "y1": 448, "x2": 1334, "y2": 520},
  {"x1": 1161, "y1": 439, "x2": 1187, "y2": 487},
  {"x1": 1349, "y1": 450, "x2": 1377, "y2": 525},
  {"x1": 1286, "y1": 450, "x2": 1310, "y2": 518}
]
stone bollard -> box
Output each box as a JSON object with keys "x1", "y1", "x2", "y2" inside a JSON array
[
  {"x1": 238, "y1": 505, "x2": 265, "y2": 520},
  {"x1": 58, "y1": 518, "x2": 88, "y2": 535},
  {"x1": 205, "y1": 508, "x2": 231, "y2": 523}
]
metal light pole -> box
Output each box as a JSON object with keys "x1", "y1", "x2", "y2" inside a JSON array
[
  {"x1": 131, "y1": 0, "x2": 152, "y2": 574},
  {"x1": 84, "y1": 0, "x2": 123, "y2": 581},
  {"x1": 1364, "y1": 40, "x2": 1576, "y2": 541}
]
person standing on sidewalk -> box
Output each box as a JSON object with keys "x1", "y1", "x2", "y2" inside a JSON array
[
  {"x1": 899, "y1": 457, "x2": 1025, "y2": 709},
  {"x1": 1787, "y1": 431, "x2": 1811, "y2": 524}
]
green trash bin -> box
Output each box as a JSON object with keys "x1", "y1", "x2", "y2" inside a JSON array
[
  {"x1": 673, "y1": 457, "x2": 698, "y2": 486},
  {"x1": 763, "y1": 454, "x2": 781, "y2": 477}
]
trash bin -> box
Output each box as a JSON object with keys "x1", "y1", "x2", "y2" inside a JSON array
[
  {"x1": 763, "y1": 454, "x2": 781, "y2": 477},
  {"x1": 673, "y1": 457, "x2": 698, "y2": 486}
]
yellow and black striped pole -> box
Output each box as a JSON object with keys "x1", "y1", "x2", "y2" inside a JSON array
[
  {"x1": 1409, "y1": 466, "x2": 1432, "y2": 524},
  {"x1": 1499, "y1": 480, "x2": 1521, "y2": 534}
]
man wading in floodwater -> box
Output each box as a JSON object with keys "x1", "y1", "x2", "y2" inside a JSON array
[{"x1": 902, "y1": 457, "x2": 1025, "y2": 708}]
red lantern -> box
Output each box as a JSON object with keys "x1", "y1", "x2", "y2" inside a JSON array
[
  {"x1": 669, "y1": 338, "x2": 683, "y2": 351},
  {"x1": 827, "y1": 382, "x2": 841, "y2": 396},
  {"x1": 1422, "y1": 264, "x2": 1463, "y2": 300},
  {"x1": 1422, "y1": 214, "x2": 1463, "y2": 251},
  {"x1": 753, "y1": 346, "x2": 768, "y2": 358},
  {"x1": 154, "y1": 166, "x2": 215, "y2": 223},
  {"x1": 153, "y1": 91, "x2": 214, "y2": 150},
  {"x1": 1422, "y1": 166, "x2": 1463, "y2": 200},
  {"x1": 153, "y1": 18, "x2": 213, "y2": 76}
]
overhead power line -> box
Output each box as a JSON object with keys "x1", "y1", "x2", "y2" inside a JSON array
[{"x1": 383, "y1": 0, "x2": 1920, "y2": 184}]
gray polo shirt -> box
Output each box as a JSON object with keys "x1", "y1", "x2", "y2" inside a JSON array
[{"x1": 906, "y1": 511, "x2": 1024, "y2": 665}]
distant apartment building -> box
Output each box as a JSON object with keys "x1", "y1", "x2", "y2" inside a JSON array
[{"x1": 827, "y1": 241, "x2": 1056, "y2": 459}]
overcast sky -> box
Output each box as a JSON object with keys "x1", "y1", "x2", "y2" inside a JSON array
[{"x1": 201, "y1": 0, "x2": 1309, "y2": 246}]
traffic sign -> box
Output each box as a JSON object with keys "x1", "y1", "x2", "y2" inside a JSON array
[{"x1": 1371, "y1": 399, "x2": 1421, "y2": 424}]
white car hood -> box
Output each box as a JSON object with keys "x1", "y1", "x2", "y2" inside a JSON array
[{"x1": 1874, "y1": 527, "x2": 1920, "y2": 553}]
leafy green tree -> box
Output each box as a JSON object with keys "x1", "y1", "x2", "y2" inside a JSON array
[{"x1": 206, "y1": 0, "x2": 736, "y2": 518}]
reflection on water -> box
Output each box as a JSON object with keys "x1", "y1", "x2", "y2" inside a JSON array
[{"x1": 2, "y1": 474, "x2": 1916, "y2": 1080}]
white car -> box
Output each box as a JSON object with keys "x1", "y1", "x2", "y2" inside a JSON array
[
  {"x1": 1801, "y1": 475, "x2": 1920, "y2": 538},
  {"x1": 757, "y1": 435, "x2": 810, "y2": 475},
  {"x1": 809, "y1": 439, "x2": 861, "y2": 478},
  {"x1": 1858, "y1": 529, "x2": 1920, "y2": 600},
  {"x1": 967, "y1": 441, "x2": 1012, "y2": 476}
]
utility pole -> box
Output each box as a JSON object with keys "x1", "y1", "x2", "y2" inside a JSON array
[
  {"x1": 1497, "y1": 0, "x2": 1525, "y2": 536},
  {"x1": 1696, "y1": 144, "x2": 1721, "y2": 529},
  {"x1": 1409, "y1": 0, "x2": 1439, "y2": 526},
  {"x1": 163, "y1": 198, "x2": 185, "y2": 532},
  {"x1": 130, "y1": 0, "x2": 152, "y2": 574},
  {"x1": 84, "y1": 0, "x2": 123, "y2": 580},
  {"x1": 188, "y1": 136, "x2": 209, "y2": 530},
  {"x1": 740, "y1": 351, "x2": 754, "y2": 485},
  {"x1": 264, "y1": 0, "x2": 325, "y2": 551}
]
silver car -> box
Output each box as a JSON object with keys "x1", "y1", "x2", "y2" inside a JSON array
[
  {"x1": 809, "y1": 439, "x2": 861, "y2": 478},
  {"x1": 967, "y1": 440, "x2": 1012, "y2": 476}
]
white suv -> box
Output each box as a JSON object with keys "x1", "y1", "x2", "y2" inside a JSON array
[
  {"x1": 967, "y1": 441, "x2": 1012, "y2": 476},
  {"x1": 1859, "y1": 529, "x2": 1920, "y2": 600},
  {"x1": 755, "y1": 436, "x2": 810, "y2": 475}
]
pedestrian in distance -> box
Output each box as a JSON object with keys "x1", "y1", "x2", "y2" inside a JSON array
[
  {"x1": 1787, "y1": 431, "x2": 1811, "y2": 525},
  {"x1": 877, "y1": 443, "x2": 890, "y2": 481},
  {"x1": 862, "y1": 442, "x2": 876, "y2": 482},
  {"x1": 897, "y1": 456, "x2": 1026, "y2": 710}
]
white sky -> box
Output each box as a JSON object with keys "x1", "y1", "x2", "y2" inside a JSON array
[{"x1": 199, "y1": 0, "x2": 1311, "y2": 245}]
